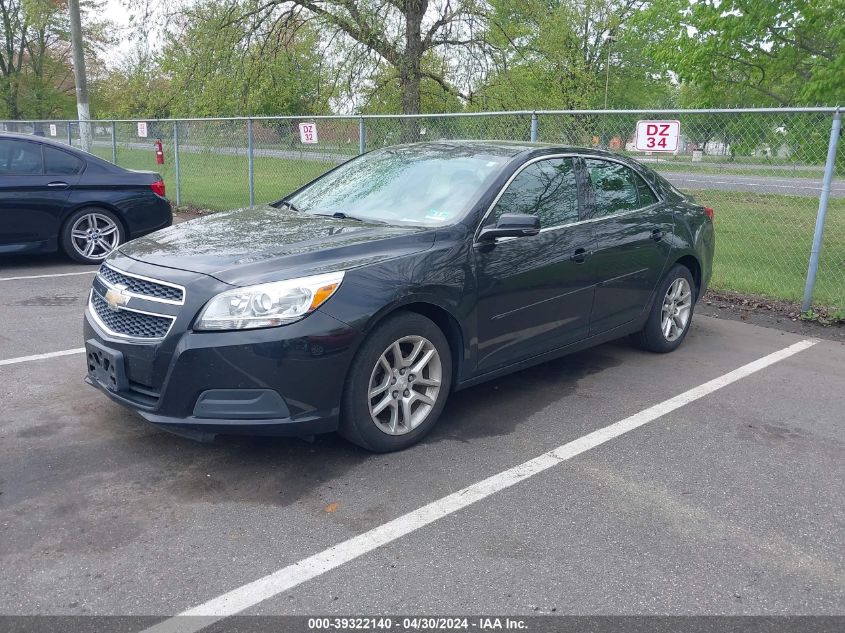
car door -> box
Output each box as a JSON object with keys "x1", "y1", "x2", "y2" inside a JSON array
[
  {"x1": 473, "y1": 156, "x2": 597, "y2": 373},
  {"x1": 581, "y1": 157, "x2": 674, "y2": 335},
  {"x1": 0, "y1": 139, "x2": 80, "y2": 251}
]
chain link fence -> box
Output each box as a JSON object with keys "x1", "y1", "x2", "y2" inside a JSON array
[{"x1": 2, "y1": 108, "x2": 842, "y2": 312}]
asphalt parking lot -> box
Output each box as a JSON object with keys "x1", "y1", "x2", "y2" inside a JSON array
[{"x1": 1, "y1": 255, "x2": 843, "y2": 624}]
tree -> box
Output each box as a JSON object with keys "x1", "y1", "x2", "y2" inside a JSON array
[
  {"x1": 0, "y1": 0, "x2": 109, "y2": 120},
  {"x1": 639, "y1": 0, "x2": 845, "y2": 106},
  {"x1": 226, "y1": 0, "x2": 485, "y2": 118},
  {"x1": 476, "y1": 0, "x2": 673, "y2": 111},
  {"x1": 155, "y1": 0, "x2": 328, "y2": 117}
]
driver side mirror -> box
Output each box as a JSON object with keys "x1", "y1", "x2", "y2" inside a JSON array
[{"x1": 478, "y1": 213, "x2": 541, "y2": 242}]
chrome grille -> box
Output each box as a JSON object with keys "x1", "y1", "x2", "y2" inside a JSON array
[
  {"x1": 99, "y1": 264, "x2": 184, "y2": 303},
  {"x1": 90, "y1": 290, "x2": 174, "y2": 339}
]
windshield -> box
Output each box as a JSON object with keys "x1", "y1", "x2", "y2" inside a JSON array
[{"x1": 286, "y1": 145, "x2": 510, "y2": 226}]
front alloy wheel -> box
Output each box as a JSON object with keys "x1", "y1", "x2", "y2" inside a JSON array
[
  {"x1": 368, "y1": 335, "x2": 443, "y2": 435},
  {"x1": 340, "y1": 312, "x2": 452, "y2": 452}
]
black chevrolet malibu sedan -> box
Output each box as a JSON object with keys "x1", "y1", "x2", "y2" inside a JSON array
[
  {"x1": 84, "y1": 141, "x2": 714, "y2": 452},
  {"x1": 0, "y1": 132, "x2": 171, "y2": 264}
]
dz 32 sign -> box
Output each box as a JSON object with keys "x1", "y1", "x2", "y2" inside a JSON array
[
  {"x1": 298, "y1": 122, "x2": 318, "y2": 144},
  {"x1": 635, "y1": 120, "x2": 680, "y2": 152}
]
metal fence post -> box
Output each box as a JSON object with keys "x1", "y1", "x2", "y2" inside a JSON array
[
  {"x1": 359, "y1": 116, "x2": 366, "y2": 154},
  {"x1": 173, "y1": 121, "x2": 181, "y2": 207},
  {"x1": 110, "y1": 121, "x2": 117, "y2": 164},
  {"x1": 801, "y1": 109, "x2": 842, "y2": 312},
  {"x1": 66, "y1": 122, "x2": 72, "y2": 146},
  {"x1": 530, "y1": 112, "x2": 538, "y2": 142},
  {"x1": 247, "y1": 118, "x2": 255, "y2": 208}
]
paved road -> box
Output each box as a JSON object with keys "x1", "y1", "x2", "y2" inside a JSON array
[
  {"x1": 663, "y1": 172, "x2": 843, "y2": 198},
  {"x1": 0, "y1": 261, "x2": 843, "y2": 622}
]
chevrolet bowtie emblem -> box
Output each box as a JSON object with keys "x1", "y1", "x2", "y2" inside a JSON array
[{"x1": 104, "y1": 284, "x2": 130, "y2": 311}]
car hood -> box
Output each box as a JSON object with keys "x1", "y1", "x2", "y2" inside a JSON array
[{"x1": 118, "y1": 205, "x2": 436, "y2": 286}]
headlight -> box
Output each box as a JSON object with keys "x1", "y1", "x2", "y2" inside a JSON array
[{"x1": 195, "y1": 271, "x2": 345, "y2": 331}]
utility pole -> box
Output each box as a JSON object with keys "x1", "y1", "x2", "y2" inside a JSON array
[
  {"x1": 68, "y1": 0, "x2": 91, "y2": 151},
  {"x1": 604, "y1": 35, "x2": 617, "y2": 110}
]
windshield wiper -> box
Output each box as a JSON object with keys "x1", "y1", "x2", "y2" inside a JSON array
[
  {"x1": 279, "y1": 200, "x2": 303, "y2": 214},
  {"x1": 314, "y1": 211, "x2": 384, "y2": 223}
]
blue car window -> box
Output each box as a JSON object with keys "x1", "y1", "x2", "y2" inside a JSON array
[{"x1": 0, "y1": 139, "x2": 43, "y2": 175}]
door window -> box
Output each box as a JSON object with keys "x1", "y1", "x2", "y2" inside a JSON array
[
  {"x1": 485, "y1": 158, "x2": 578, "y2": 229},
  {"x1": 0, "y1": 140, "x2": 43, "y2": 175},
  {"x1": 584, "y1": 159, "x2": 657, "y2": 217},
  {"x1": 44, "y1": 146, "x2": 84, "y2": 175}
]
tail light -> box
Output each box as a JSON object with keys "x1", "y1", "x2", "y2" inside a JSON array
[
  {"x1": 151, "y1": 179, "x2": 166, "y2": 197},
  {"x1": 704, "y1": 206, "x2": 714, "y2": 221}
]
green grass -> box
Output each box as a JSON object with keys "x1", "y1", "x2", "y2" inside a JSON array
[
  {"x1": 692, "y1": 190, "x2": 844, "y2": 307},
  {"x1": 92, "y1": 145, "x2": 332, "y2": 210},
  {"x1": 93, "y1": 147, "x2": 844, "y2": 309}
]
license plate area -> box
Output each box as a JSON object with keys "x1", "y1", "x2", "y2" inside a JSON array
[{"x1": 86, "y1": 339, "x2": 128, "y2": 393}]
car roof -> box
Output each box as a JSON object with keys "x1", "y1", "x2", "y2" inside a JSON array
[
  {"x1": 0, "y1": 131, "x2": 83, "y2": 150},
  {"x1": 388, "y1": 139, "x2": 633, "y2": 161},
  {"x1": 0, "y1": 131, "x2": 119, "y2": 169}
]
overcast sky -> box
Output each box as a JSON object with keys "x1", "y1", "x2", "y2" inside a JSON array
[{"x1": 99, "y1": 0, "x2": 172, "y2": 64}]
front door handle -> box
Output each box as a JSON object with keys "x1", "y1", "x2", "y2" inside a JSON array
[
  {"x1": 651, "y1": 228, "x2": 665, "y2": 242},
  {"x1": 47, "y1": 181, "x2": 69, "y2": 189},
  {"x1": 570, "y1": 248, "x2": 589, "y2": 263}
]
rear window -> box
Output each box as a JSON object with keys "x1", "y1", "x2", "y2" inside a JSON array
[
  {"x1": 635, "y1": 173, "x2": 658, "y2": 206},
  {"x1": 44, "y1": 146, "x2": 84, "y2": 175},
  {"x1": 584, "y1": 159, "x2": 640, "y2": 216}
]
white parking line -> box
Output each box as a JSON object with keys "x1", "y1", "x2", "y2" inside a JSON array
[
  {"x1": 0, "y1": 270, "x2": 97, "y2": 282},
  {"x1": 0, "y1": 348, "x2": 85, "y2": 367},
  {"x1": 143, "y1": 338, "x2": 817, "y2": 633}
]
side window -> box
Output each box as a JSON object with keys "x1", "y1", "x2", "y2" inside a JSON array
[
  {"x1": 584, "y1": 159, "x2": 640, "y2": 217},
  {"x1": 44, "y1": 146, "x2": 84, "y2": 175},
  {"x1": 486, "y1": 158, "x2": 578, "y2": 229},
  {"x1": 634, "y1": 173, "x2": 658, "y2": 206},
  {"x1": 0, "y1": 139, "x2": 43, "y2": 175}
]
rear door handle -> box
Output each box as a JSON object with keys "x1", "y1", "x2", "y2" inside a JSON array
[
  {"x1": 47, "y1": 181, "x2": 69, "y2": 189},
  {"x1": 570, "y1": 248, "x2": 589, "y2": 263},
  {"x1": 651, "y1": 228, "x2": 665, "y2": 242}
]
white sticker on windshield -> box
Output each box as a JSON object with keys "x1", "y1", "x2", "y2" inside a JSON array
[{"x1": 425, "y1": 209, "x2": 450, "y2": 221}]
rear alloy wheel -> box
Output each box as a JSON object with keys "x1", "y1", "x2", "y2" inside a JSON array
[
  {"x1": 62, "y1": 208, "x2": 124, "y2": 264},
  {"x1": 341, "y1": 312, "x2": 452, "y2": 452},
  {"x1": 660, "y1": 277, "x2": 693, "y2": 342},
  {"x1": 635, "y1": 264, "x2": 696, "y2": 353}
]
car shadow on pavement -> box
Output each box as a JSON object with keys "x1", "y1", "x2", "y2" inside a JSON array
[
  {"x1": 159, "y1": 342, "x2": 626, "y2": 506},
  {"x1": 1, "y1": 342, "x2": 632, "y2": 560},
  {"x1": 430, "y1": 344, "x2": 624, "y2": 443},
  {"x1": 4, "y1": 342, "x2": 628, "y2": 522}
]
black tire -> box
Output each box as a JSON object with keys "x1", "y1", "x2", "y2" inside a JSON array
[
  {"x1": 635, "y1": 264, "x2": 696, "y2": 353},
  {"x1": 60, "y1": 207, "x2": 125, "y2": 264},
  {"x1": 339, "y1": 312, "x2": 452, "y2": 452}
]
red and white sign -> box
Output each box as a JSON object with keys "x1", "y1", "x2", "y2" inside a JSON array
[
  {"x1": 298, "y1": 122, "x2": 318, "y2": 144},
  {"x1": 137, "y1": 121, "x2": 148, "y2": 138},
  {"x1": 635, "y1": 120, "x2": 680, "y2": 152}
]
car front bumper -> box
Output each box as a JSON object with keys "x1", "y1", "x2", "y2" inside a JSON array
[{"x1": 83, "y1": 307, "x2": 363, "y2": 438}]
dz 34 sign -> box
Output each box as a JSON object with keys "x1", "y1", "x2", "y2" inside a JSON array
[{"x1": 635, "y1": 120, "x2": 680, "y2": 152}]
